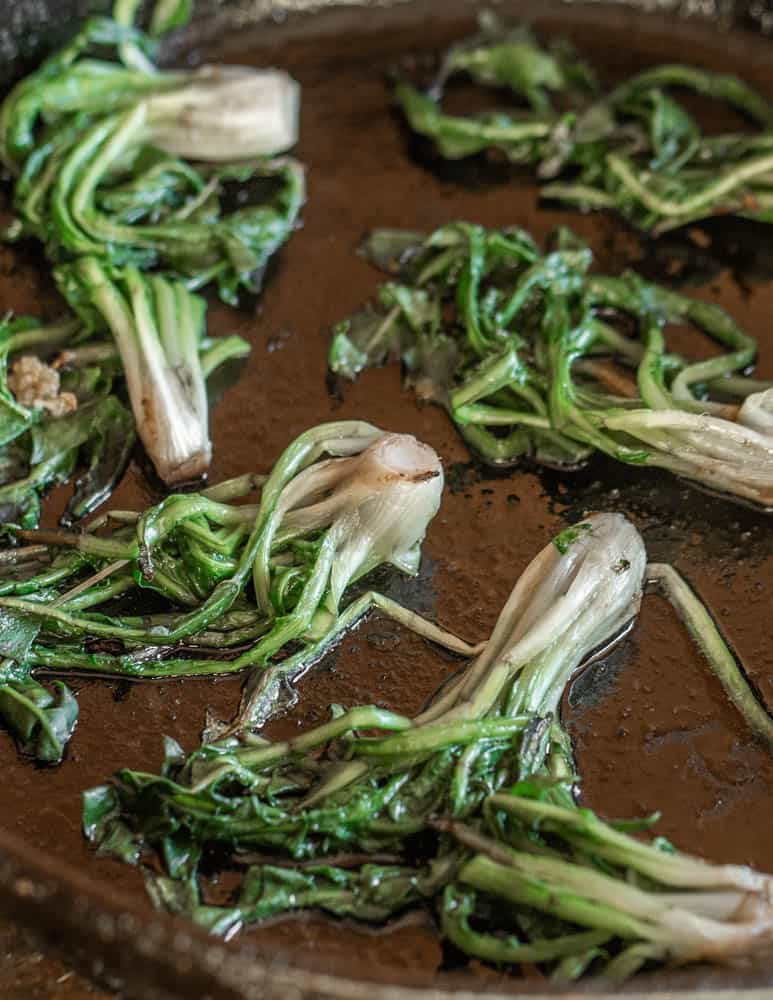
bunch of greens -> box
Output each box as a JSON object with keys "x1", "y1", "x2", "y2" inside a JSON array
[
  {"x1": 0, "y1": 0, "x2": 305, "y2": 505},
  {"x1": 329, "y1": 222, "x2": 773, "y2": 506},
  {"x1": 396, "y1": 11, "x2": 773, "y2": 233},
  {"x1": 0, "y1": 3, "x2": 304, "y2": 304},
  {"x1": 83, "y1": 513, "x2": 773, "y2": 981},
  {"x1": 0, "y1": 420, "x2": 460, "y2": 761}
]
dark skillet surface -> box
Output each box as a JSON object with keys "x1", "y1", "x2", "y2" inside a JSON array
[{"x1": 2, "y1": 1, "x2": 773, "y2": 992}]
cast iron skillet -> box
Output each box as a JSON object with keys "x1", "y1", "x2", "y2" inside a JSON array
[{"x1": 2, "y1": 1, "x2": 773, "y2": 997}]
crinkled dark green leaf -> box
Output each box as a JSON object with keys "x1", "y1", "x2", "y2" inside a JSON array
[
  {"x1": 83, "y1": 783, "x2": 142, "y2": 862},
  {"x1": 0, "y1": 677, "x2": 78, "y2": 763},
  {"x1": 0, "y1": 450, "x2": 76, "y2": 531},
  {"x1": 63, "y1": 395, "x2": 135, "y2": 525}
]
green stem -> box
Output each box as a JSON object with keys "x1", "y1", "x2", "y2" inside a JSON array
[
  {"x1": 648, "y1": 562, "x2": 773, "y2": 744},
  {"x1": 607, "y1": 150, "x2": 773, "y2": 221},
  {"x1": 440, "y1": 885, "x2": 610, "y2": 965}
]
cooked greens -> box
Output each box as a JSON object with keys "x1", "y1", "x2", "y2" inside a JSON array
[
  {"x1": 0, "y1": 0, "x2": 305, "y2": 513},
  {"x1": 0, "y1": 314, "x2": 135, "y2": 529},
  {"x1": 83, "y1": 513, "x2": 773, "y2": 980},
  {"x1": 0, "y1": 675, "x2": 79, "y2": 764},
  {"x1": 0, "y1": 8, "x2": 304, "y2": 303},
  {"x1": 396, "y1": 12, "x2": 773, "y2": 233},
  {"x1": 0, "y1": 302, "x2": 248, "y2": 516},
  {"x1": 57, "y1": 257, "x2": 216, "y2": 485},
  {"x1": 0, "y1": 421, "x2": 458, "y2": 760},
  {"x1": 3, "y1": 3, "x2": 772, "y2": 986},
  {"x1": 329, "y1": 223, "x2": 773, "y2": 506}
]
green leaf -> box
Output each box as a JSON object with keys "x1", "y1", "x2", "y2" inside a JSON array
[
  {"x1": 162, "y1": 830, "x2": 201, "y2": 879},
  {"x1": 83, "y1": 784, "x2": 121, "y2": 840},
  {"x1": 63, "y1": 395, "x2": 135, "y2": 524},
  {"x1": 509, "y1": 777, "x2": 558, "y2": 801},
  {"x1": 403, "y1": 333, "x2": 459, "y2": 404},
  {"x1": 0, "y1": 450, "x2": 76, "y2": 530},
  {"x1": 94, "y1": 817, "x2": 142, "y2": 864},
  {"x1": 0, "y1": 677, "x2": 79, "y2": 763},
  {"x1": 380, "y1": 283, "x2": 440, "y2": 336},
  {"x1": 37, "y1": 681, "x2": 79, "y2": 760},
  {"x1": 328, "y1": 308, "x2": 405, "y2": 380},
  {"x1": 0, "y1": 603, "x2": 42, "y2": 660},
  {"x1": 358, "y1": 229, "x2": 427, "y2": 272},
  {"x1": 0, "y1": 389, "x2": 33, "y2": 449},
  {"x1": 446, "y1": 36, "x2": 566, "y2": 110},
  {"x1": 148, "y1": 0, "x2": 193, "y2": 37},
  {"x1": 31, "y1": 398, "x2": 107, "y2": 464},
  {"x1": 144, "y1": 871, "x2": 244, "y2": 936},
  {"x1": 329, "y1": 324, "x2": 370, "y2": 380},
  {"x1": 0, "y1": 330, "x2": 36, "y2": 448},
  {"x1": 0, "y1": 441, "x2": 30, "y2": 488},
  {"x1": 83, "y1": 783, "x2": 142, "y2": 862},
  {"x1": 396, "y1": 83, "x2": 530, "y2": 161}
]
